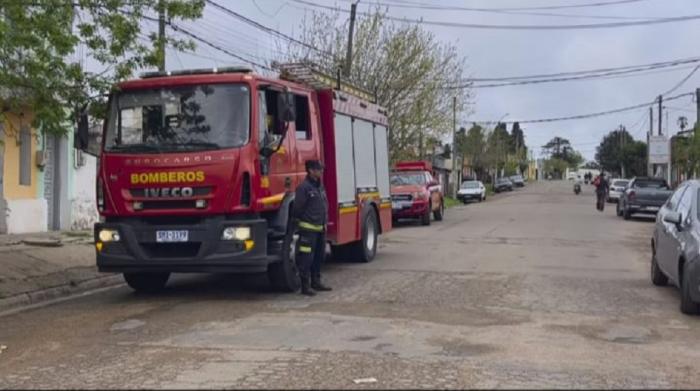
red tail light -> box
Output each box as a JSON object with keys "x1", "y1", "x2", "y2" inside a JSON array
[{"x1": 628, "y1": 190, "x2": 636, "y2": 201}]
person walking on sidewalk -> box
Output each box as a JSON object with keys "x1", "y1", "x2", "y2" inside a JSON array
[
  {"x1": 293, "y1": 160, "x2": 333, "y2": 296},
  {"x1": 593, "y1": 172, "x2": 609, "y2": 212}
]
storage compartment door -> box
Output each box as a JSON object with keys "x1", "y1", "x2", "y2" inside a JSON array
[
  {"x1": 352, "y1": 118, "x2": 377, "y2": 190},
  {"x1": 334, "y1": 114, "x2": 356, "y2": 203},
  {"x1": 374, "y1": 124, "x2": 390, "y2": 199}
]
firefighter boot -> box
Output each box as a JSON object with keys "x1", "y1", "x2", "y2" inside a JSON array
[
  {"x1": 311, "y1": 275, "x2": 332, "y2": 291},
  {"x1": 300, "y1": 276, "x2": 316, "y2": 297}
]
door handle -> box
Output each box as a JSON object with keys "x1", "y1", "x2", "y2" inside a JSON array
[{"x1": 284, "y1": 177, "x2": 292, "y2": 189}]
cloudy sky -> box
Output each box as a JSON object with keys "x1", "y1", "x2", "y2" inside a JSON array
[{"x1": 162, "y1": 0, "x2": 700, "y2": 161}]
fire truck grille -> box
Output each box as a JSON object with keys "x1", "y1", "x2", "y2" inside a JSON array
[
  {"x1": 142, "y1": 200, "x2": 197, "y2": 210},
  {"x1": 141, "y1": 243, "x2": 201, "y2": 258}
]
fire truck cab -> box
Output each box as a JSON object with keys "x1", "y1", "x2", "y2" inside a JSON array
[{"x1": 76, "y1": 64, "x2": 392, "y2": 293}]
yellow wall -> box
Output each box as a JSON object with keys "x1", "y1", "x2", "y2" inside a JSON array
[{"x1": 2, "y1": 111, "x2": 39, "y2": 200}]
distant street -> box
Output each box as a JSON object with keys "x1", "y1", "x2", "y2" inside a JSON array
[{"x1": 2, "y1": 181, "x2": 700, "y2": 389}]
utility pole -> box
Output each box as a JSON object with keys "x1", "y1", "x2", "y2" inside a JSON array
[
  {"x1": 451, "y1": 96, "x2": 457, "y2": 198},
  {"x1": 158, "y1": 0, "x2": 166, "y2": 72},
  {"x1": 696, "y1": 88, "x2": 700, "y2": 127},
  {"x1": 658, "y1": 95, "x2": 663, "y2": 136},
  {"x1": 344, "y1": 1, "x2": 358, "y2": 77}
]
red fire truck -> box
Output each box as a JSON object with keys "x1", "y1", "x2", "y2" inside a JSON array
[{"x1": 76, "y1": 64, "x2": 392, "y2": 293}]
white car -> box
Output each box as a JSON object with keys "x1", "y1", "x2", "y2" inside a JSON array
[
  {"x1": 607, "y1": 179, "x2": 630, "y2": 202},
  {"x1": 457, "y1": 180, "x2": 486, "y2": 203}
]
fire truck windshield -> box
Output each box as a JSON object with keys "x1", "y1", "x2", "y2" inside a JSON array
[{"x1": 105, "y1": 83, "x2": 250, "y2": 153}]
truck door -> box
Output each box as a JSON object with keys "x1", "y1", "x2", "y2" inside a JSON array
[
  {"x1": 291, "y1": 92, "x2": 320, "y2": 187},
  {"x1": 258, "y1": 88, "x2": 297, "y2": 195}
]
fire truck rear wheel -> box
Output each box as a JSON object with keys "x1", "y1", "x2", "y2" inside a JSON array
[
  {"x1": 267, "y1": 226, "x2": 301, "y2": 292},
  {"x1": 123, "y1": 272, "x2": 170, "y2": 293},
  {"x1": 354, "y1": 209, "x2": 379, "y2": 262}
]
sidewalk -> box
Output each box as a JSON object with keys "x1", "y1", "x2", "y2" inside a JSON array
[{"x1": 0, "y1": 231, "x2": 123, "y2": 314}]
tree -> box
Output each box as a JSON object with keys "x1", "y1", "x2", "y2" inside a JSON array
[
  {"x1": 283, "y1": 9, "x2": 471, "y2": 162},
  {"x1": 486, "y1": 122, "x2": 511, "y2": 174},
  {"x1": 595, "y1": 126, "x2": 645, "y2": 176},
  {"x1": 457, "y1": 123, "x2": 487, "y2": 180},
  {"x1": 510, "y1": 122, "x2": 528, "y2": 174},
  {"x1": 543, "y1": 158, "x2": 568, "y2": 179},
  {"x1": 0, "y1": 0, "x2": 205, "y2": 136},
  {"x1": 542, "y1": 136, "x2": 573, "y2": 161}
]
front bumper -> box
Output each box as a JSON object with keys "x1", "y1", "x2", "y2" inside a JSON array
[
  {"x1": 95, "y1": 216, "x2": 272, "y2": 273},
  {"x1": 392, "y1": 199, "x2": 429, "y2": 218},
  {"x1": 457, "y1": 192, "x2": 481, "y2": 201}
]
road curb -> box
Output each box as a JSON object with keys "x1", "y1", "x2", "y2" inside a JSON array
[{"x1": 0, "y1": 274, "x2": 124, "y2": 314}]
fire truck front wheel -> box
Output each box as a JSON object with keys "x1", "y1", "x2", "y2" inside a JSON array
[
  {"x1": 267, "y1": 227, "x2": 302, "y2": 292},
  {"x1": 123, "y1": 272, "x2": 170, "y2": 293}
]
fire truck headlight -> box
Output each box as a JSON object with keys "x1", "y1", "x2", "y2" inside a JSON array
[
  {"x1": 98, "y1": 229, "x2": 121, "y2": 242},
  {"x1": 222, "y1": 227, "x2": 251, "y2": 241}
]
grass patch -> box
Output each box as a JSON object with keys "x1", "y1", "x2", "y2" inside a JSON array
[{"x1": 444, "y1": 197, "x2": 462, "y2": 209}]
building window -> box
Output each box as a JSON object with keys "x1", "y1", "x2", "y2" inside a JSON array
[{"x1": 19, "y1": 126, "x2": 31, "y2": 186}]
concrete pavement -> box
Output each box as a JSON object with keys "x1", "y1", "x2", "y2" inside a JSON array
[
  {"x1": 1, "y1": 181, "x2": 700, "y2": 388},
  {"x1": 0, "y1": 231, "x2": 123, "y2": 313}
]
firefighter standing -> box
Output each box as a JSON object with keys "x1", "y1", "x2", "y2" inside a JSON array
[{"x1": 293, "y1": 160, "x2": 333, "y2": 296}]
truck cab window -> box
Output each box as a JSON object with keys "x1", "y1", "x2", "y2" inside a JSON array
[
  {"x1": 263, "y1": 89, "x2": 283, "y2": 136},
  {"x1": 294, "y1": 95, "x2": 311, "y2": 140}
]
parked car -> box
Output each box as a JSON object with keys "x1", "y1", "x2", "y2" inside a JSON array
[
  {"x1": 607, "y1": 179, "x2": 630, "y2": 203},
  {"x1": 651, "y1": 180, "x2": 700, "y2": 314},
  {"x1": 390, "y1": 161, "x2": 444, "y2": 226},
  {"x1": 457, "y1": 180, "x2": 486, "y2": 203},
  {"x1": 494, "y1": 177, "x2": 513, "y2": 193},
  {"x1": 509, "y1": 175, "x2": 525, "y2": 187},
  {"x1": 617, "y1": 177, "x2": 673, "y2": 220}
]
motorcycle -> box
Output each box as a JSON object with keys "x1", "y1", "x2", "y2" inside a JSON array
[{"x1": 574, "y1": 183, "x2": 581, "y2": 195}]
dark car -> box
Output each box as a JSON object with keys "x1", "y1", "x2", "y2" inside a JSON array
[
  {"x1": 494, "y1": 177, "x2": 513, "y2": 193},
  {"x1": 651, "y1": 180, "x2": 700, "y2": 314},
  {"x1": 618, "y1": 177, "x2": 673, "y2": 220},
  {"x1": 509, "y1": 175, "x2": 525, "y2": 187}
]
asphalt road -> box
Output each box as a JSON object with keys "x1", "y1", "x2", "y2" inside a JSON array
[{"x1": 2, "y1": 181, "x2": 700, "y2": 389}]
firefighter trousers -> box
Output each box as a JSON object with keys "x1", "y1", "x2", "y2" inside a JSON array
[{"x1": 295, "y1": 230, "x2": 326, "y2": 279}]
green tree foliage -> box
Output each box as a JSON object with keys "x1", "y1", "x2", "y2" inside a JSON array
[
  {"x1": 284, "y1": 9, "x2": 471, "y2": 162},
  {"x1": 595, "y1": 126, "x2": 647, "y2": 177},
  {"x1": 672, "y1": 122, "x2": 700, "y2": 178},
  {"x1": 0, "y1": 0, "x2": 204, "y2": 136},
  {"x1": 486, "y1": 122, "x2": 511, "y2": 172},
  {"x1": 456, "y1": 123, "x2": 489, "y2": 180},
  {"x1": 543, "y1": 158, "x2": 568, "y2": 179}
]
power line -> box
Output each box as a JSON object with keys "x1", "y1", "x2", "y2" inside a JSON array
[
  {"x1": 471, "y1": 92, "x2": 694, "y2": 124},
  {"x1": 169, "y1": 23, "x2": 272, "y2": 70},
  {"x1": 661, "y1": 64, "x2": 700, "y2": 96},
  {"x1": 343, "y1": 0, "x2": 646, "y2": 11},
  {"x1": 467, "y1": 56, "x2": 700, "y2": 82},
  {"x1": 205, "y1": 0, "x2": 332, "y2": 56},
  {"x1": 341, "y1": 0, "x2": 655, "y2": 20},
  {"x1": 466, "y1": 61, "x2": 700, "y2": 89},
  {"x1": 292, "y1": 0, "x2": 700, "y2": 30}
]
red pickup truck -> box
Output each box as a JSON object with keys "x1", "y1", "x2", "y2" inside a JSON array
[{"x1": 390, "y1": 161, "x2": 444, "y2": 226}]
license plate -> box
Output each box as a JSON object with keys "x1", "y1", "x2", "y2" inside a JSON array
[
  {"x1": 392, "y1": 202, "x2": 401, "y2": 209},
  {"x1": 156, "y1": 230, "x2": 189, "y2": 243},
  {"x1": 646, "y1": 206, "x2": 659, "y2": 212}
]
